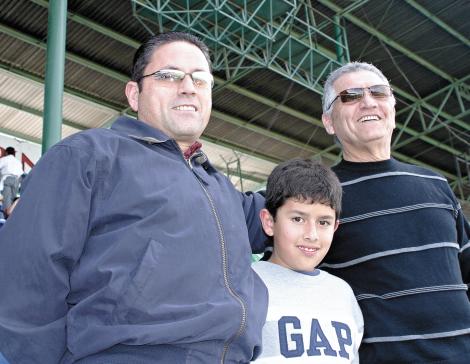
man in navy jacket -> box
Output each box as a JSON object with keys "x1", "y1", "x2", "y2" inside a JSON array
[{"x1": 0, "y1": 32, "x2": 268, "y2": 364}]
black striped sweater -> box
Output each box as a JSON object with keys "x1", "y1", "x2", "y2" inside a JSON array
[{"x1": 322, "y1": 158, "x2": 470, "y2": 364}]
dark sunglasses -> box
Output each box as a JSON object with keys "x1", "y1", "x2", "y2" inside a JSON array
[{"x1": 326, "y1": 84, "x2": 393, "y2": 110}]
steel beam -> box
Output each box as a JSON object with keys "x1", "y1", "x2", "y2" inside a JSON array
[
  {"x1": 404, "y1": 0, "x2": 470, "y2": 48},
  {"x1": 396, "y1": 76, "x2": 470, "y2": 131},
  {"x1": 337, "y1": 0, "x2": 371, "y2": 16},
  {"x1": 0, "y1": 23, "x2": 129, "y2": 83},
  {"x1": 131, "y1": 0, "x2": 345, "y2": 93},
  {"x1": 31, "y1": 0, "x2": 141, "y2": 48},
  {"x1": 317, "y1": 0, "x2": 462, "y2": 84}
]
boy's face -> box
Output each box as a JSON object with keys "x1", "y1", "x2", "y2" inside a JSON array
[{"x1": 260, "y1": 198, "x2": 339, "y2": 272}]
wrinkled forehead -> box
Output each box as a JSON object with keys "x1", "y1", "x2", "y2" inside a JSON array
[{"x1": 333, "y1": 70, "x2": 389, "y2": 92}]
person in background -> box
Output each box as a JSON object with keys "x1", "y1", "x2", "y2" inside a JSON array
[
  {"x1": 320, "y1": 61, "x2": 470, "y2": 363},
  {"x1": 0, "y1": 146, "x2": 23, "y2": 212},
  {"x1": 0, "y1": 32, "x2": 268, "y2": 364},
  {"x1": 253, "y1": 158, "x2": 363, "y2": 363}
]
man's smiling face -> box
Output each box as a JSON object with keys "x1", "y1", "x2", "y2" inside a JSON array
[
  {"x1": 322, "y1": 70, "x2": 396, "y2": 160},
  {"x1": 126, "y1": 41, "x2": 212, "y2": 151}
]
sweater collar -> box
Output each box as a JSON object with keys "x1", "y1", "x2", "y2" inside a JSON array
[{"x1": 336, "y1": 158, "x2": 397, "y2": 172}]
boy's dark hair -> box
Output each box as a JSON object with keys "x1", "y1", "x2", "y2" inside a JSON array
[
  {"x1": 265, "y1": 158, "x2": 342, "y2": 220},
  {"x1": 131, "y1": 31, "x2": 212, "y2": 90}
]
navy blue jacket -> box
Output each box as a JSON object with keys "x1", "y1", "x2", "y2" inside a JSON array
[{"x1": 0, "y1": 116, "x2": 268, "y2": 364}]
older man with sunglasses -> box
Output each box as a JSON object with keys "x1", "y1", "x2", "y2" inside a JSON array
[
  {"x1": 0, "y1": 32, "x2": 268, "y2": 364},
  {"x1": 320, "y1": 62, "x2": 470, "y2": 363}
]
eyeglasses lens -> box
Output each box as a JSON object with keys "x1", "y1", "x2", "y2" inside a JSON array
[
  {"x1": 369, "y1": 85, "x2": 391, "y2": 97},
  {"x1": 339, "y1": 85, "x2": 391, "y2": 103},
  {"x1": 339, "y1": 89, "x2": 363, "y2": 103},
  {"x1": 192, "y1": 71, "x2": 213, "y2": 88},
  {"x1": 154, "y1": 70, "x2": 213, "y2": 89}
]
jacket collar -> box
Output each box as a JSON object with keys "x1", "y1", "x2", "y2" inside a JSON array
[
  {"x1": 110, "y1": 115, "x2": 214, "y2": 172},
  {"x1": 110, "y1": 115, "x2": 171, "y2": 144}
]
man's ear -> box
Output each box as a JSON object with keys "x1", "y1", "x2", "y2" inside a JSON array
[
  {"x1": 260, "y1": 208, "x2": 274, "y2": 237},
  {"x1": 125, "y1": 81, "x2": 140, "y2": 112},
  {"x1": 322, "y1": 113, "x2": 335, "y2": 135}
]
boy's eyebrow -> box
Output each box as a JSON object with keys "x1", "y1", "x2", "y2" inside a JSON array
[
  {"x1": 289, "y1": 209, "x2": 309, "y2": 216},
  {"x1": 289, "y1": 210, "x2": 335, "y2": 220},
  {"x1": 319, "y1": 215, "x2": 335, "y2": 221}
]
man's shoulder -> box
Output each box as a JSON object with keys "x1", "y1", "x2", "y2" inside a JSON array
[
  {"x1": 28, "y1": 128, "x2": 128, "y2": 174},
  {"x1": 332, "y1": 158, "x2": 445, "y2": 182},
  {"x1": 58, "y1": 127, "x2": 116, "y2": 146},
  {"x1": 392, "y1": 159, "x2": 442, "y2": 177},
  {"x1": 53, "y1": 127, "x2": 126, "y2": 157}
]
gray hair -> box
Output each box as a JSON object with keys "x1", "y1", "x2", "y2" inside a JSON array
[{"x1": 322, "y1": 62, "x2": 390, "y2": 115}]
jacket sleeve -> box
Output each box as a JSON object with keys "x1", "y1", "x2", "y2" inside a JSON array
[
  {"x1": 456, "y1": 203, "x2": 470, "y2": 301},
  {"x1": 0, "y1": 144, "x2": 95, "y2": 364},
  {"x1": 239, "y1": 191, "x2": 266, "y2": 254}
]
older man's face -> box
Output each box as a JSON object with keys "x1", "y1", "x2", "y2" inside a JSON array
[
  {"x1": 126, "y1": 41, "x2": 212, "y2": 151},
  {"x1": 322, "y1": 70, "x2": 396, "y2": 160}
]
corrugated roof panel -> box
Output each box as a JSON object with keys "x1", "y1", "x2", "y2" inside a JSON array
[
  {"x1": 62, "y1": 96, "x2": 118, "y2": 128},
  {"x1": 64, "y1": 61, "x2": 128, "y2": 106},
  {"x1": 61, "y1": 124, "x2": 82, "y2": 139},
  {"x1": 66, "y1": 21, "x2": 135, "y2": 74},
  {"x1": 0, "y1": 70, "x2": 43, "y2": 108},
  {"x1": 0, "y1": 105, "x2": 42, "y2": 138},
  {"x1": 0, "y1": 34, "x2": 46, "y2": 76},
  {"x1": 1, "y1": 1, "x2": 49, "y2": 36},
  {"x1": 0, "y1": 69, "x2": 119, "y2": 131}
]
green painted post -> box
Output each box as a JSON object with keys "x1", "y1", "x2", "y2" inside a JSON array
[
  {"x1": 42, "y1": 0, "x2": 67, "y2": 154},
  {"x1": 334, "y1": 15, "x2": 344, "y2": 64}
]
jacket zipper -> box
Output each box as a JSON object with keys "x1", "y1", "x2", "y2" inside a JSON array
[{"x1": 187, "y1": 154, "x2": 248, "y2": 364}]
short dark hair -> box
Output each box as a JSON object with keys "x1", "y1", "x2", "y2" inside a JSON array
[
  {"x1": 265, "y1": 158, "x2": 342, "y2": 220},
  {"x1": 5, "y1": 147, "x2": 16, "y2": 156},
  {"x1": 131, "y1": 31, "x2": 212, "y2": 90}
]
